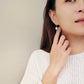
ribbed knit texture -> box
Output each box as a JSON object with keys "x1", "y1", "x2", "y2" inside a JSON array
[{"x1": 20, "y1": 49, "x2": 84, "y2": 84}]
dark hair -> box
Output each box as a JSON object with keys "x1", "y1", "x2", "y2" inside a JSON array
[{"x1": 40, "y1": 0, "x2": 62, "y2": 53}]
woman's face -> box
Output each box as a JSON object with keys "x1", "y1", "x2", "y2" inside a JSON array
[{"x1": 55, "y1": 0, "x2": 84, "y2": 36}]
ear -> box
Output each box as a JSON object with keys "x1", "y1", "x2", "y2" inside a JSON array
[{"x1": 48, "y1": 9, "x2": 59, "y2": 25}]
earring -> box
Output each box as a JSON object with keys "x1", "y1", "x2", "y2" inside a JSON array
[
  {"x1": 55, "y1": 25, "x2": 59, "y2": 30},
  {"x1": 55, "y1": 26, "x2": 58, "y2": 30}
]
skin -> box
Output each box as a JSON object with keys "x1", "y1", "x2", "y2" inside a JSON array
[
  {"x1": 42, "y1": 0, "x2": 84, "y2": 84},
  {"x1": 42, "y1": 27, "x2": 71, "y2": 84},
  {"x1": 49, "y1": 0, "x2": 84, "y2": 55}
]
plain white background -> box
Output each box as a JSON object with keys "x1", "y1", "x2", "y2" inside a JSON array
[{"x1": 0, "y1": 0, "x2": 46, "y2": 84}]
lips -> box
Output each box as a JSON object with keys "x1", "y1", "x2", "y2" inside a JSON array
[{"x1": 75, "y1": 18, "x2": 84, "y2": 23}]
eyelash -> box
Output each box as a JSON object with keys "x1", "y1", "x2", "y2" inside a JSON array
[{"x1": 65, "y1": 0, "x2": 75, "y2": 2}]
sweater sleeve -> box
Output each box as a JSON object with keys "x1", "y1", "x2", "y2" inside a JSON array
[{"x1": 20, "y1": 51, "x2": 43, "y2": 84}]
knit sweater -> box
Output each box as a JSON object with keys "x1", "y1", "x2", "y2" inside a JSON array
[{"x1": 20, "y1": 49, "x2": 84, "y2": 84}]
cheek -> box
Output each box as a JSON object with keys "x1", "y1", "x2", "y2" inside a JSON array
[
  {"x1": 57, "y1": 7, "x2": 73, "y2": 27},
  {"x1": 56, "y1": 9, "x2": 74, "y2": 34}
]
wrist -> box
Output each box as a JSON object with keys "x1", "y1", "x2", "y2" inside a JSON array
[{"x1": 47, "y1": 65, "x2": 59, "y2": 78}]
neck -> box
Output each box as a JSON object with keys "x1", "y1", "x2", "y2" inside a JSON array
[{"x1": 62, "y1": 31, "x2": 84, "y2": 56}]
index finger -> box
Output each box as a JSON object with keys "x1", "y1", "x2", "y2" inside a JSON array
[{"x1": 53, "y1": 27, "x2": 62, "y2": 45}]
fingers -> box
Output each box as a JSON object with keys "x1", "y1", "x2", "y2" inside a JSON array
[
  {"x1": 58, "y1": 35, "x2": 66, "y2": 46},
  {"x1": 53, "y1": 27, "x2": 62, "y2": 46},
  {"x1": 66, "y1": 47, "x2": 71, "y2": 55},
  {"x1": 62, "y1": 40, "x2": 69, "y2": 50},
  {"x1": 52, "y1": 26, "x2": 71, "y2": 55}
]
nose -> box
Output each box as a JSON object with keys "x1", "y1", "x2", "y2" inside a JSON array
[{"x1": 75, "y1": 0, "x2": 84, "y2": 13}]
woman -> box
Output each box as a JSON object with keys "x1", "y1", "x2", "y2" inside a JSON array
[{"x1": 20, "y1": 0, "x2": 84, "y2": 84}]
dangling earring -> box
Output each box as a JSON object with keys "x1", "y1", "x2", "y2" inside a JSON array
[
  {"x1": 55, "y1": 26, "x2": 58, "y2": 30},
  {"x1": 55, "y1": 25, "x2": 59, "y2": 30}
]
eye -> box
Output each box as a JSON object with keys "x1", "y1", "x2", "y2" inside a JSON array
[{"x1": 65, "y1": 0, "x2": 75, "y2": 2}]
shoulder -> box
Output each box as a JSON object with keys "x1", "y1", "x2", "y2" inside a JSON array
[
  {"x1": 28, "y1": 49, "x2": 50, "y2": 72},
  {"x1": 29, "y1": 49, "x2": 50, "y2": 62},
  {"x1": 31, "y1": 49, "x2": 49, "y2": 56},
  {"x1": 20, "y1": 49, "x2": 50, "y2": 84}
]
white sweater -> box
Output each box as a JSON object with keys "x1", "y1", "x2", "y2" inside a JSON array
[{"x1": 20, "y1": 49, "x2": 84, "y2": 84}]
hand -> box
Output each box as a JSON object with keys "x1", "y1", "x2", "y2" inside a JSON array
[{"x1": 49, "y1": 26, "x2": 71, "y2": 76}]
